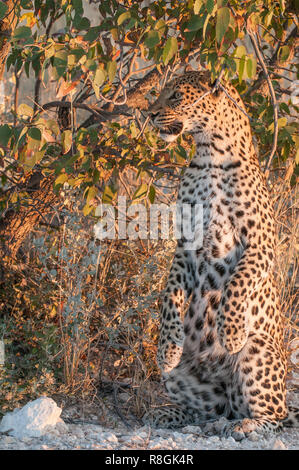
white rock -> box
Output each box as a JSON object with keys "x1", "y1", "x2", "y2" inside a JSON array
[
  {"x1": 272, "y1": 439, "x2": 287, "y2": 450},
  {"x1": 2, "y1": 436, "x2": 15, "y2": 445},
  {"x1": 181, "y1": 425, "x2": 202, "y2": 434},
  {"x1": 55, "y1": 421, "x2": 68, "y2": 433},
  {"x1": 104, "y1": 432, "x2": 118, "y2": 443},
  {"x1": 247, "y1": 431, "x2": 259, "y2": 442},
  {"x1": 0, "y1": 397, "x2": 63, "y2": 438}
]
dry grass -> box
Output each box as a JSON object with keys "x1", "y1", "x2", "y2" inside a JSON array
[{"x1": 270, "y1": 169, "x2": 299, "y2": 391}]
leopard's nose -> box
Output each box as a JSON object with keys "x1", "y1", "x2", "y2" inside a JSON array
[{"x1": 149, "y1": 111, "x2": 159, "y2": 120}]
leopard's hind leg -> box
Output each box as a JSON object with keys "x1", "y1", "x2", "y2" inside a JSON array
[
  {"x1": 143, "y1": 358, "x2": 230, "y2": 428},
  {"x1": 224, "y1": 334, "x2": 287, "y2": 440}
]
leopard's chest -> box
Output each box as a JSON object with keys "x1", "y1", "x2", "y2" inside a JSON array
[{"x1": 177, "y1": 167, "x2": 243, "y2": 257}]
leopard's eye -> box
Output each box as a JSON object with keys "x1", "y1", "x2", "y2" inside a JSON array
[{"x1": 169, "y1": 91, "x2": 182, "y2": 101}]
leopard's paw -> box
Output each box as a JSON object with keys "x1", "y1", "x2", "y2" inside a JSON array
[{"x1": 157, "y1": 325, "x2": 185, "y2": 373}]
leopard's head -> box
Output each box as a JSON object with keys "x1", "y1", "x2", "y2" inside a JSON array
[{"x1": 148, "y1": 70, "x2": 238, "y2": 143}]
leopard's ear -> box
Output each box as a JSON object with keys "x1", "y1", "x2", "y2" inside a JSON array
[
  {"x1": 197, "y1": 70, "x2": 211, "y2": 89},
  {"x1": 209, "y1": 79, "x2": 222, "y2": 97},
  {"x1": 199, "y1": 70, "x2": 211, "y2": 82}
]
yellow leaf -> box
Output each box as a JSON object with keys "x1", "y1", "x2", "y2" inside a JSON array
[
  {"x1": 49, "y1": 306, "x2": 57, "y2": 318},
  {"x1": 83, "y1": 203, "x2": 93, "y2": 216},
  {"x1": 86, "y1": 186, "x2": 98, "y2": 204},
  {"x1": 268, "y1": 117, "x2": 287, "y2": 133},
  {"x1": 20, "y1": 12, "x2": 38, "y2": 28},
  {"x1": 56, "y1": 79, "x2": 80, "y2": 99},
  {"x1": 55, "y1": 174, "x2": 68, "y2": 185}
]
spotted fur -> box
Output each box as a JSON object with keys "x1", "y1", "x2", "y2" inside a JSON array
[{"x1": 143, "y1": 71, "x2": 298, "y2": 439}]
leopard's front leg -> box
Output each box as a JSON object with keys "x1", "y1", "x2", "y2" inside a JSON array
[
  {"x1": 158, "y1": 247, "x2": 194, "y2": 374},
  {"x1": 217, "y1": 244, "x2": 271, "y2": 354}
]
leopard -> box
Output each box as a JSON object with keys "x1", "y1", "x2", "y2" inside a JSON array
[{"x1": 142, "y1": 70, "x2": 298, "y2": 440}]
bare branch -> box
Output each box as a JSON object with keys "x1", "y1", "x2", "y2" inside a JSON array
[
  {"x1": 247, "y1": 29, "x2": 279, "y2": 176},
  {"x1": 33, "y1": 100, "x2": 131, "y2": 121},
  {"x1": 248, "y1": 24, "x2": 298, "y2": 95}
]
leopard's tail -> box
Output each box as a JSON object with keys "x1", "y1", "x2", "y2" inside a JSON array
[{"x1": 282, "y1": 406, "x2": 299, "y2": 427}]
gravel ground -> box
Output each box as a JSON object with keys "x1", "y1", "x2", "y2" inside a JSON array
[
  {"x1": 0, "y1": 420, "x2": 298, "y2": 450},
  {"x1": 1, "y1": 389, "x2": 297, "y2": 450}
]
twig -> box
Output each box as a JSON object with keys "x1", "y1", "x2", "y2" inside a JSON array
[
  {"x1": 113, "y1": 383, "x2": 132, "y2": 430},
  {"x1": 97, "y1": 45, "x2": 135, "y2": 107},
  {"x1": 33, "y1": 14, "x2": 56, "y2": 114},
  {"x1": 192, "y1": 67, "x2": 252, "y2": 122},
  {"x1": 136, "y1": 115, "x2": 150, "y2": 139},
  {"x1": 247, "y1": 25, "x2": 298, "y2": 95},
  {"x1": 247, "y1": 29, "x2": 279, "y2": 176},
  {"x1": 218, "y1": 83, "x2": 252, "y2": 122}
]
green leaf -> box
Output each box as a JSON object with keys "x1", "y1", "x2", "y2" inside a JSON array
[
  {"x1": 107, "y1": 61, "x2": 117, "y2": 82},
  {"x1": 117, "y1": 11, "x2": 131, "y2": 26},
  {"x1": 238, "y1": 55, "x2": 246, "y2": 83},
  {"x1": 102, "y1": 185, "x2": 116, "y2": 204},
  {"x1": 280, "y1": 102, "x2": 290, "y2": 114},
  {"x1": 278, "y1": 45, "x2": 290, "y2": 63},
  {"x1": 0, "y1": 1, "x2": 8, "y2": 20},
  {"x1": 84, "y1": 59, "x2": 97, "y2": 71},
  {"x1": 154, "y1": 19, "x2": 166, "y2": 34},
  {"x1": 246, "y1": 57, "x2": 256, "y2": 79},
  {"x1": 29, "y1": 149, "x2": 46, "y2": 168},
  {"x1": 145, "y1": 30, "x2": 161, "y2": 48},
  {"x1": 73, "y1": 16, "x2": 90, "y2": 31},
  {"x1": 28, "y1": 127, "x2": 41, "y2": 141},
  {"x1": 162, "y1": 37, "x2": 178, "y2": 65},
  {"x1": 206, "y1": 0, "x2": 215, "y2": 14},
  {"x1": 53, "y1": 50, "x2": 68, "y2": 80},
  {"x1": 234, "y1": 45, "x2": 247, "y2": 58},
  {"x1": 0, "y1": 124, "x2": 12, "y2": 147},
  {"x1": 246, "y1": 58, "x2": 253, "y2": 78},
  {"x1": 72, "y1": 0, "x2": 83, "y2": 14},
  {"x1": 84, "y1": 26, "x2": 101, "y2": 42},
  {"x1": 17, "y1": 103, "x2": 34, "y2": 119},
  {"x1": 20, "y1": 0, "x2": 32, "y2": 8},
  {"x1": 185, "y1": 15, "x2": 203, "y2": 32},
  {"x1": 233, "y1": 45, "x2": 247, "y2": 82},
  {"x1": 13, "y1": 26, "x2": 32, "y2": 40},
  {"x1": 216, "y1": 7, "x2": 230, "y2": 44},
  {"x1": 133, "y1": 183, "x2": 148, "y2": 200},
  {"x1": 27, "y1": 135, "x2": 40, "y2": 151},
  {"x1": 62, "y1": 130, "x2": 72, "y2": 154},
  {"x1": 53, "y1": 50, "x2": 68, "y2": 78},
  {"x1": 148, "y1": 185, "x2": 156, "y2": 204},
  {"x1": 94, "y1": 68, "x2": 106, "y2": 87},
  {"x1": 175, "y1": 144, "x2": 188, "y2": 160}
]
